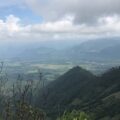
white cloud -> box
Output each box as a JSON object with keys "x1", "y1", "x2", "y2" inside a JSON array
[
  {"x1": 0, "y1": 14, "x2": 120, "y2": 42},
  {"x1": 25, "y1": 0, "x2": 120, "y2": 24},
  {"x1": 0, "y1": 0, "x2": 24, "y2": 8},
  {"x1": 0, "y1": 15, "x2": 21, "y2": 36}
]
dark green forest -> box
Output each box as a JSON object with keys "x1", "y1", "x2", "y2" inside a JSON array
[{"x1": 0, "y1": 65, "x2": 120, "y2": 120}]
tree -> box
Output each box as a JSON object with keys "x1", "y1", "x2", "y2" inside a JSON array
[{"x1": 3, "y1": 74, "x2": 46, "y2": 120}]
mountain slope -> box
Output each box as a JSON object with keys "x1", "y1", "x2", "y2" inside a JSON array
[
  {"x1": 45, "y1": 66, "x2": 96, "y2": 105},
  {"x1": 36, "y1": 66, "x2": 120, "y2": 120},
  {"x1": 65, "y1": 38, "x2": 120, "y2": 61},
  {"x1": 98, "y1": 44, "x2": 120, "y2": 59}
]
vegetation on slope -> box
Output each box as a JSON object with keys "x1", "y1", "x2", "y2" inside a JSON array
[
  {"x1": 0, "y1": 64, "x2": 120, "y2": 120},
  {"x1": 36, "y1": 66, "x2": 120, "y2": 120}
]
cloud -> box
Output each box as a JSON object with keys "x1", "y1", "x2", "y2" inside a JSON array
[
  {"x1": 1, "y1": 0, "x2": 120, "y2": 41},
  {"x1": 25, "y1": 0, "x2": 120, "y2": 24},
  {"x1": 0, "y1": 0, "x2": 24, "y2": 8},
  {"x1": 0, "y1": 14, "x2": 120, "y2": 42},
  {"x1": 0, "y1": 15, "x2": 22, "y2": 36}
]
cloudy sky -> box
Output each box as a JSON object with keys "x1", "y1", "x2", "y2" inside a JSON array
[{"x1": 0, "y1": 0, "x2": 120, "y2": 42}]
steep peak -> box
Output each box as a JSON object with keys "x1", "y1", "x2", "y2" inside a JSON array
[
  {"x1": 51, "y1": 66, "x2": 96, "y2": 89},
  {"x1": 71, "y1": 66, "x2": 82, "y2": 70},
  {"x1": 65, "y1": 66, "x2": 93, "y2": 77}
]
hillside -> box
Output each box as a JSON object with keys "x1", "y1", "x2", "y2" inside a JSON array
[
  {"x1": 65, "y1": 38, "x2": 120, "y2": 61},
  {"x1": 98, "y1": 44, "x2": 120, "y2": 59},
  {"x1": 1, "y1": 38, "x2": 120, "y2": 63},
  {"x1": 36, "y1": 66, "x2": 120, "y2": 120}
]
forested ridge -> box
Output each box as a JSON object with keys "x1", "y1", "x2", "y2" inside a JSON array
[
  {"x1": 0, "y1": 66, "x2": 120, "y2": 120},
  {"x1": 36, "y1": 66, "x2": 120, "y2": 120}
]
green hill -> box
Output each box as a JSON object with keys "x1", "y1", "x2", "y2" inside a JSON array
[{"x1": 36, "y1": 66, "x2": 120, "y2": 120}]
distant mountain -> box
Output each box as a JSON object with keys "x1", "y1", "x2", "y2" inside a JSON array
[
  {"x1": 19, "y1": 47, "x2": 57, "y2": 60},
  {"x1": 0, "y1": 39, "x2": 82, "y2": 60},
  {"x1": 1, "y1": 38, "x2": 120, "y2": 63},
  {"x1": 72, "y1": 38, "x2": 120, "y2": 53},
  {"x1": 36, "y1": 66, "x2": 120, "y2": 120},
  {"x1": 64, "y1": 38, "x2": 120, "y2": 61},
  {"x1": 98, "y1": 44, "x2": 120, "y2": 59}
]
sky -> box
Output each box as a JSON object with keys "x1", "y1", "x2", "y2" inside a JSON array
[{"x1": 0, "y1": 0, "x2": 120, "y2": 42}]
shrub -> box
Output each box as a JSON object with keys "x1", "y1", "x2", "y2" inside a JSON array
[{"x1": 57, "y1": 110, "x2": 91, "y2": 120}]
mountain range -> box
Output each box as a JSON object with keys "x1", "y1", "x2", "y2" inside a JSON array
[
  {"x1": 1, "y1": 38, "x2": 120, "y2": 63},
  {"x1": 64, "y1": 38, "x2": 120, "y2": 61}
]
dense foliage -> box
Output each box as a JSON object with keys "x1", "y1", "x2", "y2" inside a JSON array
[
  {"x1": 0, "y1": 65, "x2": 120, "y2": 120},
  {"x1": 36, "y1": 66, "x2": 120, "y2": 120}
]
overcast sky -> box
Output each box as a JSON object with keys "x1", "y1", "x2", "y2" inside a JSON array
[{"x1": 0, "y1": 0, "x2": 120, "y2": 42}]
